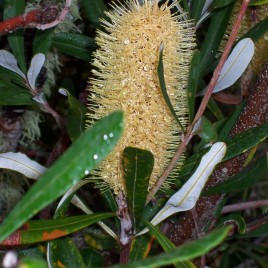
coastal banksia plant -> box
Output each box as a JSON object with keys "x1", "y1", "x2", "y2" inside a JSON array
[{"x1": 87, "y1": 0, "x2": 195, "y2": 195}]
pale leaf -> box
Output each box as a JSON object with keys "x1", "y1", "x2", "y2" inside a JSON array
[
  {"x1": 137, "y1": 142, "x2": 226, "y2": 236},
  {"x1": 0, "y1": 152, "x2": 46, "y2": 179},
  {"x1": 27, "y1": 53, "x2": 45, "y2": 90},
  {"x1": 198, "y1": 38, "x2": 254, "y2": 96},
  {"x1": 0, "y1": 50, "x2": 26, "y2": 79}
]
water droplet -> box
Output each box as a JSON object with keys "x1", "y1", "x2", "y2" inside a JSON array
[
  {"x1": 124, "y1": 39, "x2": 130, "y2": 45},
  {"x1": 84, "y1": 170, "x2": 90, "y2": 175},
  {"x1": 93, "y1": 154, "x2": 99, "y2": 160},
  {"x1": 109, "y1": 133, "x2": 114, "y2": 138},
  {"x1": 103, "y1": 134, "x2": 108, "y2": 140},
  {"x1": 143, "y1": 65, "x2": 149, "y2": 71}
]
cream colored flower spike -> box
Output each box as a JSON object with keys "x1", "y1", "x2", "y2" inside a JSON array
[{"x1": 87, "y1": 0, "x2": 195, "y2": 195}]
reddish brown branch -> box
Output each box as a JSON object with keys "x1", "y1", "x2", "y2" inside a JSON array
[
  {"x1": 0, "y1": 0, "x2": 71, "y2": 36},
  {"x1": 167, "y1": 59, "x2": 268, "y2": 246}
]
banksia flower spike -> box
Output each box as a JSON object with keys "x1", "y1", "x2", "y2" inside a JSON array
[{"x1": 87, "y1": 0, "x2": 195, "y2": 195}]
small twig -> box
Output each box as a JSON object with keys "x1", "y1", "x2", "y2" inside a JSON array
[
  {"x1": 147, "y1": 0, "x2": 250, "y2": 203},
  {"x1": 222, "y1": 200, "x2": 268, "y2": 214}
]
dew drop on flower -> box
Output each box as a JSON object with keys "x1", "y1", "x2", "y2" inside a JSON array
[
  {"x1": 103, "y1": 134, "x2": 108, "y2": 140},
  {"x1": 93, "y1": 154, "x2": 99, "y2": 160},
  {"x1": 109, "y1": 133, "x2": 114, "y2": 138},
  {"x1": 124, "y1": 39, "x2": 130, "y2": 45},
  {"x1": 84, "y1": 170, "x2": 90, "y2": 175}
]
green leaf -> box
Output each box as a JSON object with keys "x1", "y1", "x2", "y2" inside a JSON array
[
  {"x1": 240, "y1": 17, "x2": 268, "y2": 42},
  {"x1": 0, "y1": 66, "x2": 26, "y2": 87},
  {"x1": 9, "y1": 213, "x2": 113, "y2": 244},
  {"x1": 4, "y1": 0, "x2": 26, "y2": 72},
  {"x1": 179, "y1": 122, "x2": 268, "y2": 179},
  {"x1": 197, "y1": 117, "x2": 218, "y2": 143},
  {"x1": 33, "y1": 28, "x2": 54, "y2": 55},
  {"x1": 188, "y1": 50, "x2": 201, "y2": 122},
  {"x1": 0, "y1": 111, "x2": 124, "y2": 242},
  {"x1": 249, "y1": 0, "x2": 268, "y2": 6},
  {"x1": 48, "y1": 237, "x2": 86, "y2": 268},
  {"x1": 223, "y1": 122, "x2": 268, "y2": 161},
  {"x1": 158, "y1": 43, "x2": 184, "y2": 130},
  {"x1": 0, "y1": 81, "x2": 35, "y2": 105},
  {"x1": 217, "y1": 214, "x2": 246, "y2": 234},
  {"x1": 145, "y1": 222, "x2": 196, "y2": 268},
  {"x1": 82, "y1": 0, "x2": 108, "y2": 28},
  {"x1": 123, "y1": 147, "x2": 154, "y2": 231},
  {"x1": 207, "y1": 99, "x2": 225, "y2": 120},
  {"x1": 204, "y1": 155, "x2": 268, "y2": 195},
  {"x1": 18, "y1": 257, "x2": 47, "y2": 268},
  {"x1": 218, "y1": 101, "x2": 246, "y2": 139},
  {"x1": 111, "y1": 227, "x2": 231, "y2": 268},
  {"x1": 52, "y1": 33, "x2": 97, "y2": 61},
  {"x1": 199, "y1": 4, "x2": 233, "y2": 76}
]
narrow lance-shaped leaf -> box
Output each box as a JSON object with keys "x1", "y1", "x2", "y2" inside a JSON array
[
  {"x1": 145, "y1": 222, "x2": 196, "y2": 268},
  {"x1": 123, "y1": 147, "x2": 154, "y2": 232},
  {"x1": 0, "y1": 152, "x2": 46, "y2": 179},
  {"x1": 0, "y1": 213, "x2": 114, "y2": 245},
  {"x1": 158, "y1": 43, "x2": 184, "y2": 130},
  {"x1": 137, "y1": 142, "x2": 226, "y2": 236},
  {"x1": 0, "y1": 111, "x2": 124, "y2": 242},
  {"x1": 111, "y1": 227, "x2": 231, "y2": 268},
  {"x1": 27, "y1": 53, "x2": 46, "y2": 90},
  {"x1": 198, "y1": 38, "x2": 255, "y2": 96}
]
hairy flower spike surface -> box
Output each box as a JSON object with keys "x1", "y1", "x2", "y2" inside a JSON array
[{"x1": 87, "y1": 0, "x2": 195, "y2": 195}]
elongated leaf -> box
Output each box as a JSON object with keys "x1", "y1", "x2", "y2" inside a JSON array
[
  {"x1": 111, "y1": 227, "x2": 231, "y2": 268},
  {"x1": 0, "y1": 50, "x2": 25, "y2": 78},
  {"x1": 145, "y1": 222, "x2": 196, "y2": 268},
  {"x1": 149, "y1": 142, "x2": 226, "y2": 229},
  {"x1": 158, "y1": 43, "x2": 183, "y2": 130},
  {"x1": 52, "y1": 33, "x2": 97, "y2": 61},
  {"x1": 0, "y1": 111, "x2": 124, "y2": 242},
  {"x1": 212, "y1": 0, "x2": 236, "y2": 8},
  {"x1": 249, "y1": 0, "x2": 268, "y2": 6},
  {"x1": 223, "y1": 122, "x2": 268, "y2": 161},
  {"x1": 27, "y1": 53, "x2": 45, "y2": 90},
  {"x1": 0, "y1": 81, "x2": 35, "y2": 105},
  {"x1": 198, "y1": 39, "x2": 254, "y2": 96},
  {"x1": 199, "y1": 4, "x2": 233, "y2": 76},
  {"x1": 179, "y1": 122, "x2": 268, "y2": 179},
  {"x1": 241, "y1": 17, "x2": 268, "y2": 42},
  {"x1": 204, "y1": 155, "x2": 268, "y2": 195},
  {"x1": 1, "y1": 213, "x2": 114, "y2": 245},
  {"x1": 82, "y1": 0, "x2": 108, "y2": 28},
  {"x1": 0, "y1": 152, "x2": 46, "y2": 179},
  {"x1": 138, "y1": 142, "x2": 226, "y2": 236},
  {"x1": 59, "y1": 88, "x2": 86, "y2": 141},
  {"x1": 188, "y1": 50, "x2": 201, "y2": 122},
  {"x1": 191, "y1": 0, "x2": 207, "y2": 23},
  {"x1": 123, "y1": 147, "x2": 154, "y2": 232},
  {"x1": 4, "y1": 0, "x2": 26, "y2": 72}
]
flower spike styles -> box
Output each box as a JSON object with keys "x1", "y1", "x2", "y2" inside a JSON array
[{"x1": 87, "y1": 0, "x2": 195, "y2": 195}]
